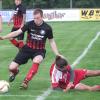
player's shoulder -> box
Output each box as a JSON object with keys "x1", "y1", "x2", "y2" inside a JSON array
[
  {"x1": 19, "y1": 4, "x2": 25, "y2": 7},
  {"x1": 43, "y1": 21, "x2": 52, "y2": 30},
  {"x1": 19, "y1": 4, "x2": 26, "y2": 9},
  {"x1": 26, "y1": 20, "x2": 34, "y2": 25},
  {"x1": 66, "y1": 65, "x2": 72, "y2": 71},
  {"x1": 50, "y1": 62, "x2": 56, "y2": 74}
]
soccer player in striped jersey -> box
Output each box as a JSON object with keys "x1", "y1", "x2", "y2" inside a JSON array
[
  {"x1": 0, "y1": 8, "x2": 63, "y2": 89},
  {"x1": 50, "y1": 56, "x2": 100, "y2": 92},
  {"x1": 8, "y1": 0, "x2": 26, "y2": 48}
]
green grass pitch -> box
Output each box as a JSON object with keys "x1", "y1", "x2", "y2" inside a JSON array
[{"x1": 0, "y1": 21, "x2": 100, "y2": 100}]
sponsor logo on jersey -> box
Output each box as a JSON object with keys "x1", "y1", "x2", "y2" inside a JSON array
[{"x1": 40, "y1": 30, "x2": 45, "y2": 35}]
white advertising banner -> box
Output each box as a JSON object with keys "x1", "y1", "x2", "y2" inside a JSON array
[
  {"x1": 0, "y1": 9, "x2": 80, "y2": 22},
  {"x1": 43, "y1": 9, "x2": 80, "y2": 21}
]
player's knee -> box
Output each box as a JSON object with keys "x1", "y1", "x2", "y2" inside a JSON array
[
  {"x1": 9, "y1": 62, "x2": 19, "y2": 70},
  {"x1": 33, "y1": 55, "x2": 43, "y2": 63}
]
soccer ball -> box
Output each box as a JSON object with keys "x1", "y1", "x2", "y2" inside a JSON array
[{"x1": 0, "y1": 80, "x2": 10, "y2": 93}]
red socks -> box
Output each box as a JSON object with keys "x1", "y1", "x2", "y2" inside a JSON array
[
  {"x1": 24, "y1": 63, "x2": 39, "y2": 83},
  {"x1": 9, "y1": 63, "x2": 39, "y2": 84},
  {"x1": 10, "y1": 39, "x2": 24, "y2": 48}
]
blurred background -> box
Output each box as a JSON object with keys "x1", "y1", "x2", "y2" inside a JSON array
[{"x1": 0, "y1": 0, "x2": 100, "y2": 9}]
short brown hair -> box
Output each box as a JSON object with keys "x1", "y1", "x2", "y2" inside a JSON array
[
  {"x1": 33, "y1": 8, "x2": 43, "y2": 17},
  {"x1": 55, "y1": 56, "x2": 68, "y2": 68}
]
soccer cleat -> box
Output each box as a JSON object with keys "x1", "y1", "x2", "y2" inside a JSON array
[
  {"x1": 20, "y1": 82, "x2": 28, "y2": 90},
  {"x1": 9, "y1": 70, "x2": 19, "y2": 82}
]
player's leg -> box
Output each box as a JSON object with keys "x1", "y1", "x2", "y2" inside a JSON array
[
  {"x1": 9, "y1": 61, "x2": 19, "y2": 82},
  {"x1": 75, "y1": 83, "x2": 100, "y2": 91},
  {"x1": 20, "y1": 55, "x2": 43, "y2": 89},
  {"x1": 86, "y1": 70, "x2": 100, "y2": 77},
  {"x1": 20, "y1": 49, "x2": 46, "y2": 89},
  {"x1": 9, "y1": 46, "x2": 30, "y2": 82},
  {"x1": 25, "y1": 55, "x2": 43, "y2": 81}
]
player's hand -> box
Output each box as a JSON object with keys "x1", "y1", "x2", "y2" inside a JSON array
[
  {"x1": 20, "y1": 24, "x2": 24, "y2": 28},
  {"x1": 8, "y1": 21, "x2": 11, "y2": 26},
  {"x1": 63, "y1": 82, "x2": 74, "y2": 92},
  {"x1": 57, "y1": 54, "x2": 65, "y2": 59}
]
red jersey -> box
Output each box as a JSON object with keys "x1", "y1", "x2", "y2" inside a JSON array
[{"x1": 50, "y1": 63, "x2": 87, "y2": 89}]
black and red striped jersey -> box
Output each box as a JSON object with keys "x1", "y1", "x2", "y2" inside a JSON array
[
  {"x1": 21, "y1": 20, "x2": 53, "y2": 49},
  {"x1": 13, "y1": 4, "x2": 26, "y2": 28}
]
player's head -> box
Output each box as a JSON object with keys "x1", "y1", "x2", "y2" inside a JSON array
[
  {"x1": 55, "y1": 56, "x2": 68, "y2": 72},
  {"x1": 33, "y1": 8, "x2": 43, "y2": 26},
  {"x1": 15, "y1": 0, "x2": 22, "y2": 6}
]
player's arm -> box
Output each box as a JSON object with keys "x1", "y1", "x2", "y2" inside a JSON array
[
  {"x1": 49, "y1": 39, "x2": 64, "y2": 58},
  {"x1": 0, "y1": 29, "x2": 22, "y2": 40},
  {"x1": 20, "y1": 6, "x2": 26, "y2": 28},
  {"x1": 49, "y1": 39, "x2": 60, "y2": 56},
  {"x1": 63, "y1": 66, "x2": 74, "y2": 92},
  {"x1": 8, "y1": 13, "x2": 14, "y2": 26},
  {"x1": 0, "y1": 21, "x2": 28, "y2": 40},
  {"x1": 9, "y1": 16, "x2": 13, "y2": 21},
  {"x1": 21, "y1": 14, "x2": 26, "y2": 28},
  {"x1": 69, "y1": 66, "x2": 74, "y2": 83},
  {"x1": 0, "y1": 15, "x2": 2, "y2": 32},
  {"x1": 47, "y1": 26, "x2": 63, "y2": 57}
]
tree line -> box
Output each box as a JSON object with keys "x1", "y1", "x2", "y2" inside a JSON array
[{"x1": 2, "y1": 0, "x2": 100, "y2": 9}]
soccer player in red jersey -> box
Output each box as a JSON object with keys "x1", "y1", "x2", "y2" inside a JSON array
[
  {"x1": 50, "y1": 56, "x2": 100, "y2": 92},
  {"x1": 0, "y1": 8, "x2": 63, "y2": 89},
  {"x1": 8, "y1": 0, "x2": 26, "y2": 48}
]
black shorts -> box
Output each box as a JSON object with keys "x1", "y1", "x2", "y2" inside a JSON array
[
  {"x1": 13, "y1": 45, "x2": 46, "y2": 65},
  {"x1": 11, "y1": 27, "x2": 24, "y2": 40}
]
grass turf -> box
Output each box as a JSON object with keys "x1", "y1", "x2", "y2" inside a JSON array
[{"x1": 0, "y1": 21, "x2": 100, "y2": 100}]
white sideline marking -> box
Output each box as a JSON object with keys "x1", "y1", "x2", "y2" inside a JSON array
[
  {"x1": 36, "y1": 88, "x2": 53, "y2": 100},
  {"x1": 71, "y1": 32, "x2": 100, "y2": 68},
  {"x1": 36, "y1": 32, "x2": 100, "y2": 100}
]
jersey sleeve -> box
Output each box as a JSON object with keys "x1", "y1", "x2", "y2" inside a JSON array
[
  {"x1": 69, "y1": 68, "x2": 74, "y2": 82},
  {"x1": 47, "y1": 26, "x2": 53, "y2": 39},
  {"x1": 21, "y1": 22, "x2": 28, "y2": 33},
  {"x1": 67, "y1": 65, "x2": 74, "y2": 82}
]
